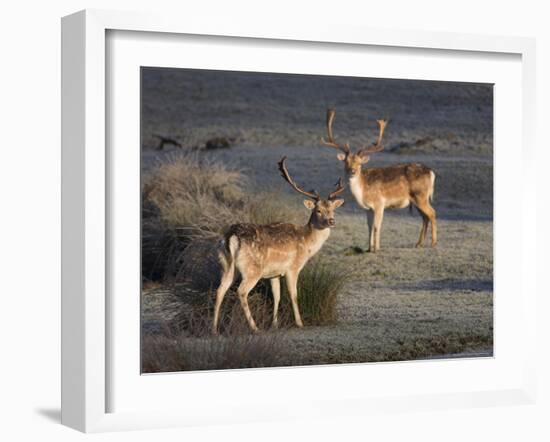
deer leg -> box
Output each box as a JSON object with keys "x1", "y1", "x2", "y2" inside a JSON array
[
  {"x1": 366, "y1": 209, "x2": 375, "y2": 252},
  {"x1": 212, "y1": 259, "x2": 235, "y2": 334},
  {"x1": 269, "y1": 277, "x2": 281, "y2": 328},
  {"x1": 237, "y1": 276, "x2": 261, "y2": 332},
  {"x1": 429, "y1": 206, "x2": 437, "y2": 247},
  {"x1": 285, "y1": 272, "x2": 303, "y2": 328},
  {"x1": 415, "y1": 211, "x2": 429, "y2": 248},
  {"x1": 415, "y1": 198, "x2": 437, "y2": 247},
  {"x1": 373, "y1": 207, "x2": 384, "y2": 252}
]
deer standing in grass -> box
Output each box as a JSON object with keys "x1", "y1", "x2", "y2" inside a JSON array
[
  {"x1": 321, "y1": 109, "x2": 437, "y2": 252},
  {"x1": 212, "y1": 157, "x2": 345, "y2": 334}
]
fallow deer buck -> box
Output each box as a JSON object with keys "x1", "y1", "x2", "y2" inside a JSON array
[
  {"x1": 212, "y1": 157, "x2": 345, "y2": 334},
  {"x1": 321, "y1": 109, "x2": 437, "y2": 252}
]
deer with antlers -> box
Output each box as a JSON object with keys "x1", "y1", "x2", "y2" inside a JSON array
[
  {"x1": 321, "y1": 109, "x2": 437, "y2": 252},
  {"x1": 212, "y1": 157, "x2": 345, "y2": 333}
]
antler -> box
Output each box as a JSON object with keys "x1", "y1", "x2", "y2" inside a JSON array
[
  {"x1": 358, "y1": 119, "x2": 388, "y2": 156},
  {"x1": 278, "y1": 156, "x2": 320, "y2": 201},
  {"x1": 328, "y1": 178, "x2": 345, "y2": 200},
  {"x1": 320, "y1": 109, "x2": 350, "y2": 154}
]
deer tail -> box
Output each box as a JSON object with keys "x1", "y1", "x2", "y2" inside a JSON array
[
  {"x1": 219, "y1": 234, "x2": 239, "y2": 273},
  {"x1": 429, "y1": 170, "x2": 436, "y2": 203}
]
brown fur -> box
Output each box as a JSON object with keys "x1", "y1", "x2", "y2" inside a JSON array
[
  {"x1": 341, "y1": 154, "x2": 437, "y2": 252},
  {"x1": 224, "y1": 223, "x2": 307, "y2": 252},
  {"x1": 363, "y1": 163, "x2": 433, "y2": 185}
]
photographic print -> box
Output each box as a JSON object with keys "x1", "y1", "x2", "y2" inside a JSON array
[{"x1": 140, "y1": 68, "x2": 493, "y2": 373}]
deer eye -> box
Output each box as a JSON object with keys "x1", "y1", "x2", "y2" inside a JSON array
[{"x1": 316, "y1": 209, "x2": 322, "y2": 214}]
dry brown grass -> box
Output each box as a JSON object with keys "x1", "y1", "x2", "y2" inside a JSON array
[
  {"x1": 142, "y1": 153, "x2": 244, "y2": 235},
  {"x1": 141, "y1": 154, "x2": 303, "y2": 280},
  {"x1": 141, "y1": 258, "x2": 352, "y2": 372},
  {"x1": 142, "y1": 332, "x2": 291, "y2": 373}
]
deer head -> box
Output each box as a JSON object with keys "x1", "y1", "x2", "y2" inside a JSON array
[
  {"x1": 321, "y1": 108, "x2": 388, "y2": 177},
  {"x1": 278, "y1": 156, "x2": 345, "y2": 229}
]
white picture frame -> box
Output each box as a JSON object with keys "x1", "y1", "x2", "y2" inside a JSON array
[{"x1": 61, "y1": 9, "x2": 537, "y2": 433}]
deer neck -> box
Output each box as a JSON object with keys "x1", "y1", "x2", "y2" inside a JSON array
[
  {"x1": 348, "y1": 167, "x2": 367, "y2": 208},
  {"x1": 303, "y1": 222, "x2": 331, "y2": 257}
]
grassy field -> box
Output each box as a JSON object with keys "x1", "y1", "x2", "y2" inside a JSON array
[{"x1": 140, "y1": 69, "x2": 493, "y2": 372}]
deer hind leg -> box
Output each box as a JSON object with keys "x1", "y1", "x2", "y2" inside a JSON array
[
  {"x1": 415, "y1": 197, "x2": 437, "y2": 247},
  {"x1": 372, "y1": 207, "x2": 385, "y2": 252},
  {"x1": 366, "y1": 209, "x2": 375, "y2": 252},
  {"x1": 237, "y1": 276, "x2": 261, "y2": 332},
  {"x1": 284, "y1": 272, "x2": 303, "y2": 328},
  {"x1": 212, "y1": 256, "x2": 236, "y2": 334},
  {"x1": 415, "y1": 210, "x2": 429, "y2": 248},
  {"x1": 269, "y1": 277, "x2": 281, "y2": 328}
]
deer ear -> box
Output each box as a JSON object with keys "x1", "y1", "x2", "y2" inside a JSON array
[
  {"x1": 359, "y1": 155, "x2": 370, "y2": 164},
  {"x1": 337, "y1": 153, "x2": 346, "y2": 161},
  {"x1": 303, "y1": 200, "x2": 316, "y2": 210},
  {"x1": 332, "y1": 199, "x2": 344, "y2": 209}
]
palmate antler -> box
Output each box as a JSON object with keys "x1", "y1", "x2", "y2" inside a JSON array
[
  {"x1": 278, "y1": 156, "x2": 345, "y2": 201},
  {"x1": 278, "y1": 156, "x2": 321, "y2": 201},
  {"x1": 357, "y1": 119, "x2": 388, "y2": 157},
  {"x1": 328, "y1": 178, "x2": 345, "y2": 200},
  {"x1": 320, "y1": 109, "x2": 350, "y2": 154},
  {"x1": 320, "y1": 109, "x2": 388, "y2": 157}
]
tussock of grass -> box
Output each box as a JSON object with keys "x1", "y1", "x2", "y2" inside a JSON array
[
  {"x1": 142, "y1": 154, "x2": 302, "y2": 280},
  {"x1": 142, "y1": 153, "x2": 245, "y2": 235},
  {"x1": 282, "y1": 258, "x2": 351, "y2": 326}
]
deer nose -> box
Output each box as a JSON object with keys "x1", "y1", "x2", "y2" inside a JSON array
[{"x1": 328, "y1": 218, "x2": 335, "y2": 226}]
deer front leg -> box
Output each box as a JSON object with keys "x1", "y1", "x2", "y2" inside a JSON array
[
  {"x1": 372, "y1": 206, "x2": 384, "y2": 252},
  {"x1": 366, "y1": 209, "x2": 375, "y2": 253},
  {"x1": 237, "y1": 276, "x2": 261, "y2": 332},
  {"x1": 269, "y1": 277, "x2": 281, "y2": 328},
  {"x1": 284, "y1": 272, "x2": 303, "y2": 328}
]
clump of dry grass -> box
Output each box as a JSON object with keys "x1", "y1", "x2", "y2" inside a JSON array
[
  {"x1": 142, "y1": 154, "x2": 302, "y2": 280},
  {"x1": 142, "y1": 153, "x2": 245, "y2": 235},
  {"x1": 143, "y1": 153, "x2": 301, "y2": 237},
  {"x1": 285, "y1": 258, "x2": 352, "y2": 325}
]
